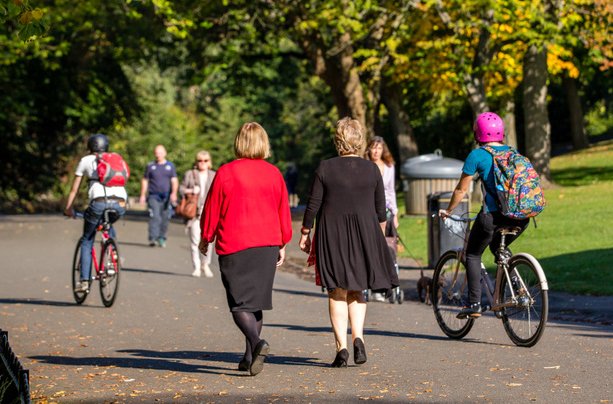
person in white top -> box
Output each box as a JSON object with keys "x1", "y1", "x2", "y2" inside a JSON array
[
  {"x1": 179, "y1": 151, "x2": 216, "y2": 278},
  {"x1": 64, "y1": 134, "x2": 127, "y2": 293},
  {"x1": 365, "y1": 136, "x2": 399, "y2": 302}
]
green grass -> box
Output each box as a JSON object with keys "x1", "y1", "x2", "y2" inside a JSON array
[{"x1": 397, "y1": 140, "x2": 613, "y2": 296}]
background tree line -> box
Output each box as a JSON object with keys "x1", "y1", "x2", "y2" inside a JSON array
[{"x1": 1, "y1": 0, "x2": 610, "y2": 212}]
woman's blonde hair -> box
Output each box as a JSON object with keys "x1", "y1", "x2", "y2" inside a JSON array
[
  {"x1": 194, "y1": 150, "x2": 212, "y2": 169},
  {"x1": 234, "y1": 122, "x2": 271, "y2": 159},
  {"x1": 334, "y1": 117, "x2": 365, "y2": 156}
]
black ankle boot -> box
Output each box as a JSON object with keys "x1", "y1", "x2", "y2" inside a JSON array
[
  {"x1": 331, "y1": 349, "x2": 349, "y2": 368},
  {"x1": 353, "y1": 338, "x2": 367, "y2": 365}
]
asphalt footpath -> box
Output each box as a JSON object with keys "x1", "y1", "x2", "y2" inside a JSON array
[{"x1": 0, "y1": 212, "x2": 611, "y2": 403}]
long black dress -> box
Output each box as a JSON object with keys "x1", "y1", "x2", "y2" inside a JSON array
[{"x1": 302, "y1": 156, "x2": 399, "y2": 292}]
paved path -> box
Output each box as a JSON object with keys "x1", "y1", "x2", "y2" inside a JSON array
[{"x1": 0, "y1": 214, "x2": 612, "y2": 402}]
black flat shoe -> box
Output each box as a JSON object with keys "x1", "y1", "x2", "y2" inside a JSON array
[
  {"x1": 353, "y1": 338, "x2": 367, "y2": 365},
  {"x1": 249, "y1": 340, "x2": 270, "y2": 376},
  {"x1": 238, "y1": 358, "x2": 251, "y2": 371},
  {"x1": 331, "y1": 348, "x2": 349, "y2": 368}
]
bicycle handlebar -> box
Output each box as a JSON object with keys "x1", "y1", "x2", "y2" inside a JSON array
[{"x1": 430, "y1": 213, "x2": 477, "y2": 222}]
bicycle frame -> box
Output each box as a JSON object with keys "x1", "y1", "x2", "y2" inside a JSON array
[
  {"x1": 89, "y1": 228, "x2": 111, "y2": 279},
  {"x1": 442, "y1": 216, "x2": 541, "y2": 314}
]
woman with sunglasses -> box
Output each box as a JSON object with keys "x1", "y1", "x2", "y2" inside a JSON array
[{"x1": 180, "y1": 150, "x2": 216, "y2": 277}]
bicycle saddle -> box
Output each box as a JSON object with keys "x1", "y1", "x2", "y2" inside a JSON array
[
  {"x1": 498, "y1": 226, "x2": 522, "y2": 236},
  {"x1": 103, "y1": 209, "x2": 120, "y2": 224}
]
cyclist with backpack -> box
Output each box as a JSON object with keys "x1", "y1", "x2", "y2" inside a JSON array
[
  {"x1": 438, "y1": 112, "x2": 532, "y2": 319},
  {"x1": 64, "y1": 134, "x2": 128, "y2": 293}
]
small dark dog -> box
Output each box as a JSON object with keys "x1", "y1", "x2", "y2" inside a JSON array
[{"x1": 417, "y1": 269, "x2": 433, "y2": 305}]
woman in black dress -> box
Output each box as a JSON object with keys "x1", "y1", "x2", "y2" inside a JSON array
[{"x1": 299, "y1": 117, "x2": 399, "y2": 367}]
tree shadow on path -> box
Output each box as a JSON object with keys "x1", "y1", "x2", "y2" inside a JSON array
[
  {"x1": 30, "y1": 349, "x2": 324, "y2": 376},
  {"x1": 267, "y1": 323, "x2": 449, "y2": 342}
]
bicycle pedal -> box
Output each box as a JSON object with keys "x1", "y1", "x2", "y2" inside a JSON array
[{"x1": 494, "y1": 310, "x2": 503, "y2": 319}]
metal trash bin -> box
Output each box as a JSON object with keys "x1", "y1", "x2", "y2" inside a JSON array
[
  {"x1": 401, "y1": 151, "x2": 465, "y2": 215},
  {"x1": 427, "y1": 191, "x2": 469, "y2": 268}
]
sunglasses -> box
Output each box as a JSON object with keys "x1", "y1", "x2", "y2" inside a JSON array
[{"x1": 197, "y1": 159, "x2": 210, "y2": 163}]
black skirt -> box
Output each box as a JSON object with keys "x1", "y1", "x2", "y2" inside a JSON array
[{"x1": 218, "y1": 246, "x2": 279, "y2": 312}]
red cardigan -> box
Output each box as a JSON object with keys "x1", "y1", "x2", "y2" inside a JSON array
[{"x1": 200, "y1": 158, "x2": 293, "y2": 255}]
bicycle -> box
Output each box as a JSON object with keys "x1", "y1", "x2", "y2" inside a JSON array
[
  {"x1": 431, "y1": 213, "x2": 548, "y2": 347},
  {"x1": 71, "y1": 209, "x2": 121, "y2": 307}
]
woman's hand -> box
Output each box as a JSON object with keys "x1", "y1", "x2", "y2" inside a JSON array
[
  {"x1": 198, "y1": 239, "x2": 209, "y2": 255},
  {"x1": 299, "y1": 233, "x2": 311, "y2": 254},
  {"x1": 393, "y1": 214, "x2": 399, "y2": 229},
  {"x1": 276, "y1": 246, "x2": 286, "y2": 267}
]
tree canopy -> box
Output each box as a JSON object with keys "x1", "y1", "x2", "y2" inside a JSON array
[{"x1": 0, "y1": 0, "x2": 610, "y2": 212}]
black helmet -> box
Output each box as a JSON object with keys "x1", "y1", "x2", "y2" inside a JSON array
[{"x1": 87, "y1": 133, "x2": 109, "y2": 153}]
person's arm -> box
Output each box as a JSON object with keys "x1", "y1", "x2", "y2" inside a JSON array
[
  {"x1": 300, "y1": 166, "x2": 324, "y2": 253},
  {"x1": 374, "y1": 166, "x2": 387, "y2": 234},
  {"x1": 199, "y1": 173, "x2": 223, "y2": 254},
  {"x1": 170, "y1": 176, "x2": 179, "y2": 205},
  {"x1": 64, "y1": 175, "x2": 83, "y2": 217},
  {"x1": 439, "y1": 173, "x2": 473, "y2": 218},
  {"x1": 139, "y1": 177, "x2": 148, "y2": 204},
  {"x1": 386, "y1": 165, "x2": 399, "y2": 228},
  {"x1": 179, "y1": 170, "x2": 199, "y2": 196}
]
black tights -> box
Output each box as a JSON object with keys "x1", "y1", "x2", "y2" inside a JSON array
[
  {"x1": 232, "y1": 310, "x2": 263, "y2": 361},
  {"x1": 465, "y1": 210, "x2": 529, "y2": 304}
]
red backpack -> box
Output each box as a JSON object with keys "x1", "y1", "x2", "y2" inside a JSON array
[{"x1": 96, "y1": 152, "x2": 130, "y2": 187}]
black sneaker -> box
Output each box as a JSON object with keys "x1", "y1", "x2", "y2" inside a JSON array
[{"x1": 457, "y1": 303, "x2": 482, "y2": 319}]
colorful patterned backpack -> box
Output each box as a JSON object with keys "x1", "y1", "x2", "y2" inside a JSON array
[{"x1": 482, "y1": 146, "x2": 546, "y2": 219}]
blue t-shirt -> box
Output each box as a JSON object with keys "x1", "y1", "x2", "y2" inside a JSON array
[
  {"x1": 462, "y1": 145, "x2": 510, "y2": 212},
  {"x1": 144, "y1": 161, "x2": 177, "y2": 194}
]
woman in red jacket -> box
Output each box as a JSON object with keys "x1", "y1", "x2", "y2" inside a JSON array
[{"x1": 199, "y1": 122, "x2": 292, "y2": 376}]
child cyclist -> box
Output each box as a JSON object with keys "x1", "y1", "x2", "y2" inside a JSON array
[
  {"x1": 438, "y1": 112, "x2": 529, "y2": 319},
  {"x1": 64, "y1": 134, "x2": 127, "y2": 293}
]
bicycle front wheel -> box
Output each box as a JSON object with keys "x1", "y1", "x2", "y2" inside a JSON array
[
  {"x1": 498, "y1": 254, "x2": 548, "y2": 347},
  {"x1": 432, "y1": 250, "x2": 475, "y2": 339},
  {"x1": 99, "y1": 239, "x2": 120, "y2": 307},
  {"x1": 72, "y1": 240, "x2": 90, "y2": 305}
]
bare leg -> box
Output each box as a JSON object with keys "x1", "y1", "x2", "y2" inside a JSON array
[
  {"x1": 328, "y1": 288, "x2": 349, "y2": 351},
  {"x1": 347, "y1": 290, "x2": 367, "y2": 343}
]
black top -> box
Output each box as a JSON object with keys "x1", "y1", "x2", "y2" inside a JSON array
[{"x1": 303, "y1": 157, "x2": 398, "y2": 292}]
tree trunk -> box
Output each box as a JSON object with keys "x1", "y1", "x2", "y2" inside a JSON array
[
  {"x1": 563, "y1": 76, "x2": 589, "y2": 150},
  {"x1": 381, "y1": 81, "x2": 418, "y2": 161},
  {"x1": 502, "y1": 99, "x2": 517, "y2": 148},
  {"x1": 316, "y1": 32, "x2": 367, "y2": 131},
  {"x1": 464, "y1": 73, "x2": 489, "y2": 116},
  {"x1": 522, "y1": 44, "x2": 551, "y2": 183}
]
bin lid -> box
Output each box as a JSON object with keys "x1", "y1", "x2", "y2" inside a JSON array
[
  {"x1": 401, "y1": 156, "x2": 464, "y2": 179},
  {"x1": 401, "y1": 149, "x2": 443, "y2": 175}
]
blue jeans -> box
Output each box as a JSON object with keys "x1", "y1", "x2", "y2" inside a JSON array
[
  {"x1": 147, "y1": 194, "x2": 171, "y2": 241},
  {"x1": 80, "y1": 201, "x2": 126, "y2": 281}
]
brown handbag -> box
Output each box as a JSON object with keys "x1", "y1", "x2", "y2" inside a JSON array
[{"x1": 176, "y1": 193, "x2": 198, "y2": 220}]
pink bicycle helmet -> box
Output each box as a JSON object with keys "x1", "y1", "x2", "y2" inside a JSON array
[{"x1": 474, "y1": 112, "x2": 504, "y2": 143}]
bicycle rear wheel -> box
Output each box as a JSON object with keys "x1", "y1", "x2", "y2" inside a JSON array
[
  {"x1": 498, "y1": 254, "x2": 548, "y2": 347},
  {"x1": 432, "y1": 250, "x2": 475, "y2": 339},
  {"x1": 99, "y1": 239, "x2": 120, "y2": 307},
  {"x1": 72, "y1": 240, "x2": 90, "y2": 304}
]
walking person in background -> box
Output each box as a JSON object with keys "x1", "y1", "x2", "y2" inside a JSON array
[
  {"x1": 438, "y1": 112, "x2": 530, "y2": 319},
  {"x1": 139, "y1": 145, "x2": 178, "y2": 248},
  {"x1": 199, "y1": 122, "x2": 292, "y2": 376},
  {"x1": 284, "y1": 162, "x2": 299, "y2": 208},
  {"x1": 299, "y1": 117, "x2": 398, "y2": 368},
  {"x1": 64, "y1": 134, "x2": 127, "y2": 292},
  {"x1": 365, "y1": 136, "x2": 399, "y2": 302},
  {"x1": 180, "y1": 150, "x2": 216, "y2": 278}
]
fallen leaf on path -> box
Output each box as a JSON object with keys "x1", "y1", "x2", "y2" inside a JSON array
[
  {"x1": 507, "y1": 383, "x2": 522, "y2": 387},
  {"x1": 544, "y1": 366, "x2": 560, "y2": 369}
]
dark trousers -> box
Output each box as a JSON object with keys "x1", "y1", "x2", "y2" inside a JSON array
[
  {"x1": 465, "y1": 210, "x2": 529, "y2": 304},
  {"x1": 147, "y1": 194, "x2": 170, "y2": 241}
]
